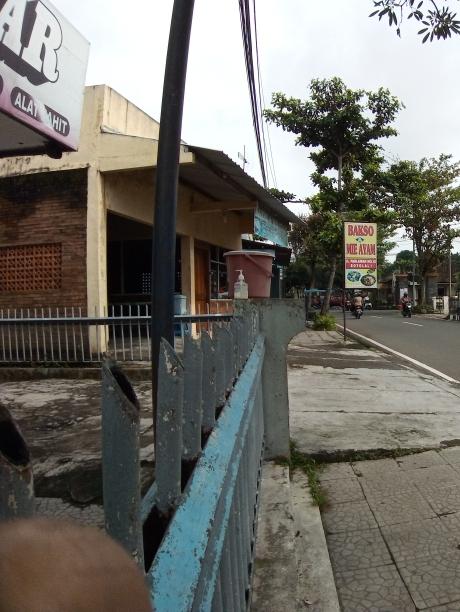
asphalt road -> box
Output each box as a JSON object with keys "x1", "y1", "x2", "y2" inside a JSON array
[{"x1": 331, "y1": 309, "x2": 460, "y2": 381}]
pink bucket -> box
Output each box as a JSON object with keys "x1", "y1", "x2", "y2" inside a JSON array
[{"x1": 224, "y1": 250, "x2": 274, "y2": 298}]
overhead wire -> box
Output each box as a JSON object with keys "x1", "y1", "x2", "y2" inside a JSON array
[
  {"x1": 251, "y1": 0, "x2": 277, "y2": 188},
  {"x1": 238, "y1": 0, "x2": 268, "y2": 187}
]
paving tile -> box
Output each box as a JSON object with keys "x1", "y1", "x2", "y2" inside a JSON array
[
  {"x1": 321, "y1": 477, "x2": 364, "y2": 504},
  {"x1": 322, "y1": 500, "x2": 378, "y2": 534},
  {"x1": 335, "y1": 564, "x2": 416, "y2": 612},
  {"x1": 420, "y1": 483, "x2": 460, "y2": 516},
  {"x1": 366, "y1": 489, "x2": 436, "y2": 526},
  {"x1": 399, "y1": 551, "x2": 460, "y2": 609},
  {"x1": 327, "y1": 528, "x2": 392, "y2": 571},
  {"x1": 439, "y1": 447, "x2": 460, "y2": 466},
  {"x1": 410, "y1": 464, "x2": 460, "y2": 488},
  {"x1": 439, "y1": 512, "x2": 460, "y2": 540},
  {"x1": 318, "y1": 462, "x2": 356, "y2": 481},
  {"x1": 396, "y1": 450, "x2": 445, "y2": 471},
  {"x1": 426, "y1": 602, "x2": 460, "y2": 611},
  {"x1": 351, "y1": 458, "x2": 400, "y2": 478},
  {"x1": 359, "y1": 472, "x2": 414, "y2": 498},
  {"x1": 381, "y1": 518, "x2": 455, "y2": 564},
  {"x1": 35, "y1": 497, "x2": 104, "y2": 528}
]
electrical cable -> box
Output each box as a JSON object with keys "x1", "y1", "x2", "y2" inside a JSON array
[
  {"x1": 238, "y1": 0, "x2": 268, "y2": 187},
  {"x1": 251, "y1": 0, "x2": 278, "y2": 189}
]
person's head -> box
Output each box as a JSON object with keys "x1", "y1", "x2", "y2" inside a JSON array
[
  {"x1": 403, "y1": 292, "x2": 408, "y2": 298},
  {"x1": 0, "y1": 518, "x2": 151, "y2": 612}
]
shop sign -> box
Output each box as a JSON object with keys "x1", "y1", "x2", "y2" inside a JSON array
[
  {"x1": 0, "y1": 0, "x2": 89, "y2": 150},
  {"x1": 344, "y1": 221, "x2": 378, "y2": 289},
  {"x1": 255, "y1": 207, "x2": 288, "y2": 247}
]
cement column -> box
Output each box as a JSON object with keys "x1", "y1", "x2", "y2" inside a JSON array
[
  {"x1": 86, "y1": 167, "x2": 108, "y2": 352},
  {"x1": 237, "y1": 299, "x2": 305, "y2": 460}
]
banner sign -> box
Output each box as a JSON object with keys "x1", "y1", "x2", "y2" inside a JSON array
[
  {"x1": 0, "y1": 0, "x2": 89, "y2": 151},
  {"x1": 344, "y1": 222, "x2": 377, "y2": 289},
  {"x1": 255, "y1": 206, "x2": 288, "y2": 247}
]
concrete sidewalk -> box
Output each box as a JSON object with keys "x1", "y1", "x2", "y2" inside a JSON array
[
  {"x1": 289, "y1": 330, "x2": 460, "y2": 455},
  {"x1": 287, "y1": 330, "x2": 460, "y2": 611}
]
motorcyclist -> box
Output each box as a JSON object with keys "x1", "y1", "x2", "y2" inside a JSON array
[
  {"x1": 352, "y1": 293, "x2": 363, "y2": 310},
  {"x1": 401, "y1": 292, "x2": 411, "y2": 307}
]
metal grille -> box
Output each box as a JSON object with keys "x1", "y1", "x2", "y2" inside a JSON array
[
  {"x1": 0, "y1": 243, "x2": 62, "y2": 292},
  {"x1": 0, "y1": 306, "x2": 234, "y2": 363}
]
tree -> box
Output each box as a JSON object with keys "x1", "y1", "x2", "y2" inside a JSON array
[
  {"x1": 268, "y1": 188, "x2": 296, "y2": 203},
  {"x1": 264, "y1": 77, "x2": 402, "y2": 312},
  {"x1": 394, "y1": 249, "x2": 416, "y2": 272},
  {"x1": 387, "y1": 154, "x2": 460, "y2": 303},
  {"x1": 370, "y1": 0, "x2": 460, "y2": 41}
]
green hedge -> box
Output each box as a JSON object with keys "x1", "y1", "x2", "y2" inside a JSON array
[{"x1": 312, "y1": 313, "x2": 336, "y2": 331}]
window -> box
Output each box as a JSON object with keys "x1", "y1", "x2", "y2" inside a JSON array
[
  {"x1": 0, "y1": 243, "x2": 62, "y2": 292},
  {"x1": 210, "y1": 246, "x2": 228, "y2": 299}
]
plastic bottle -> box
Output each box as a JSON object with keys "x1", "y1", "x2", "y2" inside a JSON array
[{"x1": 234, "y1": 269, "x2": 248, "y2": 299}]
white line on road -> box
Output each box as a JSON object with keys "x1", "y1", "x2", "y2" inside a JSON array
[
  {"x1": 337, "y1": 325, "x2": 460, "y2": 384},
  {"x1": 403, "y1": 322, "x2": 423, "y2": 327},
  {"x1": 369, "y1": 316, "x2": 383, "y2": 318}
]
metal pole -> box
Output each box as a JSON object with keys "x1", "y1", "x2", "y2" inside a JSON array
[
  {"x1": 151, "y1": 0, "x2": 195, "y2": 438},
  {"x1": 0, "y1": 404, "x2": 34, "y2": 520},
  {"x1": 342, "y1": 287, "x2": 347, "y2": 342},
  {"x1": 412, "y1": 236, "x2": 416, "y2": 304},
  {"x1": 449, "y1": 249, "x2": 452, "y2": 299}
]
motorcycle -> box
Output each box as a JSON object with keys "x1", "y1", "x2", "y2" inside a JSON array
[
  {"x1": 402, "y1": 302, "x2": 412, "y2": 318},
  {"x1": 353, "y1": 305, "x2": 363, "y2": 319}
]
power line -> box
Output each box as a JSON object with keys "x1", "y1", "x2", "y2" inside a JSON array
[
  {"x1": 251, "y1": 0, "x2": 277, "y2": 189},
  {"x1": 238, "y1": 0, "x2": 268, "y2": 187}
]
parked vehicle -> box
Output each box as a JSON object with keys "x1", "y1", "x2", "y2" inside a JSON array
[
  {"x1": 402, "y1": 302, "x2": 412, "y2": 318},
  {"x1": 363, "y1": 296, "x2": 372, "y2": 310}
]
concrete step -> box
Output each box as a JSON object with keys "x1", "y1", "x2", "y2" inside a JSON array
[
  {"x1": 251, "y1": 462, "x2": 298, "y2": 612},
  {"x1": 291, "y1": 471, "x2": 340, "y2": 612},
  {"x1": 250, "y1": 461, "x2": 340, "y2": 612}
]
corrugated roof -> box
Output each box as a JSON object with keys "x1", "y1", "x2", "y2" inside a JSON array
[{"x1": 183, "y1": 145, "x2": 299, "y2": 225}]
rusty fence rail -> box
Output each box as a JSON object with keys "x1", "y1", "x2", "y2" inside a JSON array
[
  {"x1": 0, "y1": 305, "x2": 232, "y2": 363},
  {"x1": 102, "y1": 308, "x2": 264, "y2": 610}
]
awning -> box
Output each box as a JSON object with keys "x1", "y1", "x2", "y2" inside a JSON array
[{"x1": 183, "y1": 145, "x2": 299, "y2": 226}]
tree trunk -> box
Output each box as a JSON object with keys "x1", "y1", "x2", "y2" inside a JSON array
[
  {"x1": 420, "y1": 274, "x2": 427, "y2": 305},
  {"x1": 306, "y1": 263, "x2": 316, "y2": 320},
  {"x1": 321, "y1": 257, "x2": 337, "y2": 315}
]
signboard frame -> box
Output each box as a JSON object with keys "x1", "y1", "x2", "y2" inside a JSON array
[
  {"x1": 344, "y1": 221, "x2": 378, "y2": 290},
  {"x1": 0, "y1": 0, "x2": 89, "y2": 157}
]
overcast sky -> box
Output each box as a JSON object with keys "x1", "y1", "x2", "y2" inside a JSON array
[{"x1": 51, "y1": 0, "x2": 460, "y2": 256}]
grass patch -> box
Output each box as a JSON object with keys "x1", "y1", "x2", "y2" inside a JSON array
[
  {"x1": 276, "y1": 441, "x2": 327, "y2": 508},
  {"x1": 306, "y1": 446, "x2": 437, "y2": 465},
  {"x1": 312, "y1": 313, "x2": 336, "y2": 331}
]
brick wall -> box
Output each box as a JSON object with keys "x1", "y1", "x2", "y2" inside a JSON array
[{"x1": 0, "y1": 169, "x2": 88, "y2": 311}]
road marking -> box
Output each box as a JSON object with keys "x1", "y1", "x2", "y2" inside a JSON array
[
  {"x1": 403, "y1": 322, "x2": 423, "y2": 327},
  {"x1": 369, "y1": 316, "x2": 383, "y2": 318},
  {"x1": 337, "y1": 325, "x2": 460, "y2": 384}
]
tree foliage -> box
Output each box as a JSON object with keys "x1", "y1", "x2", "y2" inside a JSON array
[
  {"x1": 386, "y1": 154, "x2": 460, "y2": 302},
  {"x1": 370, "y1": 0, "x2": 460, "y2": 41},
  {"x1": 264, "y1": 77, "x2": 402, "y2": 312},
  {"x1": 268, "y1": 187, "x2": 296, "y2": 203}
]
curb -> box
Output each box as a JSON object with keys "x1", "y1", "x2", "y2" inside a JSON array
[
  {"x1": 0, "y1": 366, "x2": 152, "y2": 382},
  {"x1": 336, "y1": 324, "x2": 460, "y2": 385},
  {"x1": 291, "y1": 470, "x2": 340, "y2": 612}
]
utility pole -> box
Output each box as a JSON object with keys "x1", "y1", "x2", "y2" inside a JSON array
[
  {"x1": 412, "y1": 236, "x2": 416, "y2": 304},
  {"x1": 151, "y1": 0, "x2": 195, "y2": 441}
]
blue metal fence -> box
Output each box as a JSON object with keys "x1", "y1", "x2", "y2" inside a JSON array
[{"x1": 101, "y1": 310, "x2": 264, "y2": 610}]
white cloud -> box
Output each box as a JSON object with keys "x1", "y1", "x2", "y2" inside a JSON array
[{"x1": 51, "y1": 0, "x2": 460, "y2": 254}]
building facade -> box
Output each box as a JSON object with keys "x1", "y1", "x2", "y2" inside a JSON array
[{"x1": 0, "y1": 85, "x2": 297, "y2": 320}]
